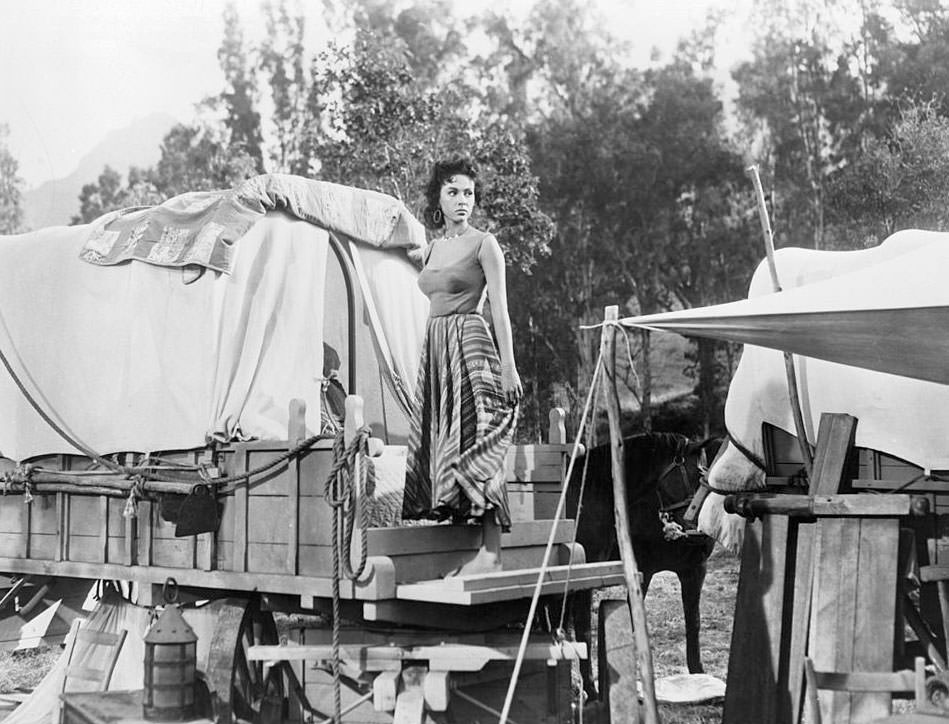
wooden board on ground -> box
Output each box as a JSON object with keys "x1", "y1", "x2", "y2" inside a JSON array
[{"x1": 598, "y1": 598, "x2": 640, "y2": 724}]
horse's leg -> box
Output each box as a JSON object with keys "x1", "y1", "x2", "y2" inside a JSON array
[
  {"x1": 679, "y1": 563, "x2": 707, "y2": 674},
  {"x1": 641, "y1": 570, "x2": 654, "y2": 597}
]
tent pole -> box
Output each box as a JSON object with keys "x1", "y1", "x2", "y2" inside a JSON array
[
  {"x1": 600, "y1": 305, "x2": 659, "y2": 724},
  {"x1": 747, "y1": 165, "x2": 814, "y2": 477}
]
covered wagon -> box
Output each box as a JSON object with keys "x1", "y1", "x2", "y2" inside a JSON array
[{"x1": 0, "y1": 175, "x2": 624, "y2": 723}]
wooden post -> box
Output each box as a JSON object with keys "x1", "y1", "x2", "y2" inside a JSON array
[
  {"x1": 600, "y1": 305, "x2": 659, "y2": 724},
  {"x1": 287, "y1": 399, "x2": 306, "y2": 576}
]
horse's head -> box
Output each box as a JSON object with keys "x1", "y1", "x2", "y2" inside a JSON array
[
  {"x1": 696, "y1": 434, "x2": 768, "y2": 554},
  {"x1": 568, "y1": 431, "x2": 725, "y2": 566}
]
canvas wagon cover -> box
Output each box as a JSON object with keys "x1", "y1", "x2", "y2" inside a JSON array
[
  {"x1": 621, "y1": 230, "x2": 949, "y2": 470},
  {"x1": 0, "y1": 176, "x2": 429, "y2": 461}
]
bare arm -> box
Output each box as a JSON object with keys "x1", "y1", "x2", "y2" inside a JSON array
[{"x1": 479, "y1": 234, "x2": 523, "y2": 404}]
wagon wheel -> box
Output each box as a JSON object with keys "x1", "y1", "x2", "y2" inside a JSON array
[{"x1": 204, "y1": 597, "x2": 286, "y2": 724}]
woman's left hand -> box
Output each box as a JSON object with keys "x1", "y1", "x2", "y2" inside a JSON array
[{"x1": 501, "y1": 364, "x2": 523, "y2": 407}]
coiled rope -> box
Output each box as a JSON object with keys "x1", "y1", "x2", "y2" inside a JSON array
[{"x1": 323, "y1": 426, "x2": 373, "y2": 724}]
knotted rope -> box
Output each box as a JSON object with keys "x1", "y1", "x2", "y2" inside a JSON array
[{"x1": 323, "y1": 426, "x2": 373, "y2": 724}]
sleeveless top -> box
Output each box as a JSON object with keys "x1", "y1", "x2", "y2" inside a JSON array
[{"x1": 417, "y1": 233, "x2": 487, "y2": 317}]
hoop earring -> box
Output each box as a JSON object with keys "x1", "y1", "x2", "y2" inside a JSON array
[{"x1": 433, "y1": 208, "x2": 443, "y2": 224}]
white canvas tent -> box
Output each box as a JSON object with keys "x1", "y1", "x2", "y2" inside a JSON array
[{"x1": 620, "y1": 231, "x2": 949, "y2": 385}]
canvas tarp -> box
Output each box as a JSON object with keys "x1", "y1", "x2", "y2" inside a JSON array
[
  {"x1": 0, "y1": 208, "x2": 429, "y2": 461},
  {"x1": 619, "y1": 229, "x2": 949, "y2": 469}
]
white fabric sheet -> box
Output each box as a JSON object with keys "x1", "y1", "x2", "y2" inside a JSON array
[
  {"x1": 0, "y1": 212, "x2": 427, "y2": 460},
  {"x1": 622, "y1": 229, "x2": 949, "y2": 470}
]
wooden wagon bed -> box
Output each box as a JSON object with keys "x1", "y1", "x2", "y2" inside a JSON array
[{"x1": 0, "y1": 404, "x2": 623, "y2": 622}]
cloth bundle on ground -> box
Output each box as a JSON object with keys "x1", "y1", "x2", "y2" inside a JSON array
[{"x1": 0, "y1": 175, "x2": 429, "y2": 461}]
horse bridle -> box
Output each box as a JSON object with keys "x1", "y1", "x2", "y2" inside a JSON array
[{"x1": 654, "y1": 436, "x2": 699, "y2": 515}]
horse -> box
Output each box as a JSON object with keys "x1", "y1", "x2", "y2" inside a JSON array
[{"x1": 565, "y1": 431, "x2": 721, "y2": 699}]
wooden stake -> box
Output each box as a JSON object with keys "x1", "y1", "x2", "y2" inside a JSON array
[
  {"x1": 747, "y1": 165, "x2": 814, "y2": 478},
  {"x1": 600, "y1": 305, "x2": 659, "y2": 724}
]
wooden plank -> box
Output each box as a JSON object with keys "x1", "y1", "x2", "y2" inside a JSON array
[
  {"x1": 98, "y1": 497, "x2": 108, "y2": 563},
  {"x1": 363, "y1": 519, "x2": 574, "y2": 556},
  {"x1": 722, "y1": 515, "x2": 791, "y2": 724},
  {"x1": 402, "y1": 560, "x2": 622, "y2": 593},
  {"x1": 234, "y1": 447, "x2": 249, "y2": 572},
  {"x1": 22, "y1": 497, "x2": 30, "y2": 559},
  {"x1": 0, "y1": 500, "x2": 25, "y2": 533},
  {"x1": 29, "y1": 496, "x2": 57, "y2": 534},
  {"x1": 810, "y1": 517, "x2": 860, "y2": 722},
  {"x1": 68, "y1": 497, "x2": 101, "y2": 535},
  {"x1": 0, "y1": 532, "x2": 30, "y2": 558},
  {"x1": 362, "y1": 599, "x2": 533, "y2": 630},
  {"x1": 850, "y1": 518, "x2": 899, "y2": 721},
  {"x1": 727, "y1": 493, "x2": 924, "y2": 518},
  {"x1": 247, "y1": 641, "x2": 586, "y2": 669},
  {"x1": 200, "y1": 531, "x2": 215, "y2": 572},
  {"x1": 0, "y1": 556, "x2": 351, "y2": 599},
  {"x1": 135, "y1": 499, "x2": 151, "y2": 567},
  {"x1": 245, "y1": 451, "x2": 288, "y2": 496},
  {"x1": 55, "y1": 492, "x2": 66, "y2": 562},
  {"x1": 598, "y1": 598, "x2": 640, "y2": 724},
  {"x1": 26, "y1": 532, "x2": 56, "y2": 560},
  {"x1": 852, "y1": 479, "x2": 948, "y2": 492},
  {"x1": 396, "y1": 562, "x2": 625, "y2": 605},
  {"x1": 247, "y1": 542, "x2": 291, "y2": 575},
  {"x1": 286, "y1": 399, "x2": 305, "y2": 576},
  {"x1": 785, "y1": 413, "x2": 858, "y2": 724},
  {"x1": 248, "y1": 498, "x2": 291, "y2": 544}
]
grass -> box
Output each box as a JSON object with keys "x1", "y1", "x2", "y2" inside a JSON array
[
  {"x1": 589, "y1": 546, "x2": 739, "y2": 724},
  {"x1": 0, "y1": 646, "x2": 60, "y2": 693}
]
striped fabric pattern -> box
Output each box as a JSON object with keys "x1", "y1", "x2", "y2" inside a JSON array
[{"x1": 402, "y1": 313, "x2": 517, "y2": 529}]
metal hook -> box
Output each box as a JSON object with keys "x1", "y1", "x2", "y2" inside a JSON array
[{"x1": 162, "y1": 577, "x2": 179, "y2": 605}]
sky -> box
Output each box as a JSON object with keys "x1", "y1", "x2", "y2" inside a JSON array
[{"x1": 0, "y1": 0, "x2": 752, "y2": 190}]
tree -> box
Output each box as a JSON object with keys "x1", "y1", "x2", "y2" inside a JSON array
[
  {"x1": 0, "y1": 124, "x2": 24, "y2": 234},
  {"x1": 214, "y1": 1, "x2": 265, "y2": 172},
  {"x1": 829, "y1": 99, "x2": 949, "y2": 244},
  {"x1": 72, "y1": 166, "x2": 126, "y2": 225},
  {"x1": 71, "y1": 124, "x2": 258, "y2": 225},
  {"x1": 259, "y1": 0, "x2": 309, "y2": 173}
]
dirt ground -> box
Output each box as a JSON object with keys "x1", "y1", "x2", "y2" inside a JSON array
[{"x1": 599, "y1": 546, "x2": 740, "y2": 724}]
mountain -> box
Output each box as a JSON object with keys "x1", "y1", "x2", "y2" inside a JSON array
[{"x1": 21, "y1": 112, "x2": 178, "y2": 230}]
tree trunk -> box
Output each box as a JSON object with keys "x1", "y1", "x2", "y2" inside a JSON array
[{"x1": 696, "y1": 337, "x2": 717, "y2": 438}]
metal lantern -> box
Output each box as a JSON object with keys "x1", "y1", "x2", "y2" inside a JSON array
[{"x1": 143, "y1": 596, "x2": 198, "y2": 721}]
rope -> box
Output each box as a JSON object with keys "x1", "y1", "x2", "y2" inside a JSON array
[
  {"x1": 556, "y1": 397, "x2": 596, "y2": 635},
  {"x1": 214, "y1": 433, "x2": 330, "y2": 493},
  {"x1": 323, "y1": 426, "x2": 372, "y2": 724},
  {"x1": 499, "y1": 351, "x2": 604, "y2": 724}
]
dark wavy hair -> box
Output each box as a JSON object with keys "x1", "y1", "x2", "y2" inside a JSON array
[{"x1": 422, "y1": 157, "x2": 481, "y2": 229}]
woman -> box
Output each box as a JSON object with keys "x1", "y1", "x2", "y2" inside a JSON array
[{"x1": 402, "y1": 157, "x2": 522, "y2": 574}]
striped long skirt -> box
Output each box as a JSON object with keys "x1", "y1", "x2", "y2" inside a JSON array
[{"x1": 402, "y1": 313, "x2": 518, "y2": 530}]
